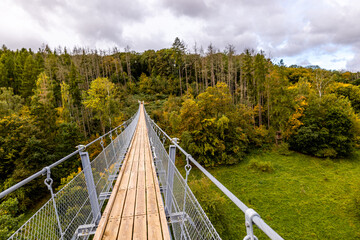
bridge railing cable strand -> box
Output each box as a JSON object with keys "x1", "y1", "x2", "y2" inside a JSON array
[
  {"x1": 2, "y1": 106, "x2": 140, "y2": 240},
  {"x1": 144, "y1": 107, "x2": 284, "y2": 240},
  {"x1": 144, "y1": 109, "x2": 221, "y2": 240}
]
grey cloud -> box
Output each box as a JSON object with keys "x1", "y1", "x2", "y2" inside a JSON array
[
  {"x1": 160, "y1": 0, "x2": 212, "y2": 18},
  {"x1": 297, "y1": 58, "x2": 311, "y2": 66},
  {"x1": 346, "y1": 46, "x2": 360, "y2": 71},
  {"x1": 130, "y1": 32, "x2": 169, "y2": 52},
  {"x1": 331, "y1": 58, "x2": 346, "y2": 63},
  {"x1": 14, "y1": 0, "x2": 150, "y2": 46},
  {"x1": 0, "y1": 33, "x2": 44, "y2": 51},
  {"x1": 5, "y1": 0, "x2": 360, "y2": 70},
  {"x1": 346, "y1": 53, "x2": 360, "y2": 71}
]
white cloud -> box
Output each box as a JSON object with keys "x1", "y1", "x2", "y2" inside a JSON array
[{"x1": 0, "y1": 0, "x2": 359, "y2": 71}]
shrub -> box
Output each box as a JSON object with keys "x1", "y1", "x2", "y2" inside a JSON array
[
  {"x1": 190, "y1": 178, "x2": 229, "y2": 236},
  {"x1": 248, "y1": 159, "x2": 274, "y2": 173},
  {"x1": 274, "y1": 142, "x2": 292, "y2": 156},
  {"x1": 0, "y1": 198, "x2": 24, "y2": 239},
  {"x1": 289, "y1": 94, "x2": 356, "y2": 158}
]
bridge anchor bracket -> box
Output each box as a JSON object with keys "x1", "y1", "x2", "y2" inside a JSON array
[
  {"x1": 156, "y1": 170, "x2": 166, "y2": 177},
  {"x1": 76, "y1": 223, "x2": 97, "y2": 237},
  {"x1": 167, "y1": 212, "x2": 188, "y2": 223},
  {"x1": 243, "y1": 208, "x2": 260, "y2": 240},
  {"x1": 99, "y1": 192, "x2": 112, "y2": 200},
  {"x1": 108, "y1": 174, "x2": 118, "y2": 181}
]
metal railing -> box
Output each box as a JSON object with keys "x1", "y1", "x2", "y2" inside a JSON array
[
  {"x1": 1, "y1": 102, "x2": 284, "y2": 240},
  {"x1": 1, "y1": 106, "x2": 140, "y2": 240},
  {"x1": 144, "y1": 109, "x2": 221, "y2": 240},
  {"x1": 144, "y1": 107, "x2": 284, "y2": 240}
]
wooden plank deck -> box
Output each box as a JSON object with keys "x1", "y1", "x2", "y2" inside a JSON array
[{"x1": 94, "y1": 103, "x2": 170, "y2": 240}]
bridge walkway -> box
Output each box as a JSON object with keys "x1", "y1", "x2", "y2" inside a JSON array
[{"x1": 94, "y1": 103, "x2": 170, "y2": 240}]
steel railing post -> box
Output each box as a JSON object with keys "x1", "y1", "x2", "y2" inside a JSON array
[
  {"x1": 165, "y1": 142, "x2": 177, "y2": 215},
  {"x1": 78, "y1": 145, "x2": 101, "y2": 224}
]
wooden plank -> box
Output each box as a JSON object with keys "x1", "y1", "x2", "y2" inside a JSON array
[
  {"x1": 117, "y1": 217, "x2": 134, "y2": 240},
  {"x1": 135, "y1": 129, "x2": 146, "y2": 216},
  {"x1": 159, "y1": 209, "x2": 170, "y2": 239},
  {"x1": 108, "y1": 189, "x2": 126, "y2": 219},
  {"x1": 121, "y1": 126, "x2": 141, "y2": 218},
  {"x1": 137, "y1": 161, "x2": 145, "y2": 187},
  {"x1": 121, "y1": 188, "x2": 136, "y2": 218},
  {"x1": 155, "y1": 182, "x2": 170, "y2": 239},
  {"x1": 133, "y1": 215, "x2": 147, "y2": 240},
  {"x1": 147, "y1": 213, "x2": 163, "y2": 240},
  {"x1": 101, "y1": 189, "x2": 127, "y2": 240},
  {"x1": 135, "y1": 187, "x2": 146, "y2": 216},
  {"x1": 145, "y1": 160, "x2": 158, "y2": 215},
  {"x1": 110, "y1": 133, "x2": 140, "y2": 217},
  {"x1": 143, "y1": 122, "x2": 165, "y2": 240},
  {"x1": 146, "y1": 186, "x2": 158, "y2": 214},
  {"x1": 102, "y1": 218, "x2": 120, "y2": 240},
  {"x1": 96, "y1": 104, "x2": 171, "y2": 239},
  {"x1": 101, "y1": 133, "x2": 140, "y2": 239},
  {"x1": 118, "y1": 107, "x2": 144, "y2": 238},
  {"x1": 144, "y1": 136, "x2": 158, "y2": 214},
  {"x1": 93, "y1": 116, "x2": 140, "y2": 240},
  {"x1": 144, "y1": 121, "x2": 171, "y2": 240},
  {"x1": 127, "y1": 134, "x2": 140, "y2": 190},
  {"x1": 119, "y1": 129, "x2": 140, "y2": 190},
  {"x1": 145, "y1": 150, "x2": 155, "y2": 189}
]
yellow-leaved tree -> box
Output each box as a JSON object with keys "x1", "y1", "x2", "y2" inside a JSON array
[{"x1": 83, "y1": 77, "x2": 119, "y2": 134}]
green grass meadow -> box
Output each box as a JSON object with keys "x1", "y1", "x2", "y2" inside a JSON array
[{"x1": 185, "y1": 149, "x2": 360, "y2": 239}]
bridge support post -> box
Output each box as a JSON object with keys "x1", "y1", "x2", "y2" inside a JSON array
[
  {"x1": 165, "y1": 142, "x2": 176, "y2": 216},
  {"x1": 78, "y1": 146, "x2": 101, "y2": 225}
]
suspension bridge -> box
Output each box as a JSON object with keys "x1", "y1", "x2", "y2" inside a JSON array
[{"x1": 0, "y1": 102, "x2": 284, "y2": 240}]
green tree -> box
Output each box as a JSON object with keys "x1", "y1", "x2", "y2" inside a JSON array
[
  {"x1": 0, "y1": 52, "x2": 15, "y2": 90},
  {"x1": 289, "y1": 94, "x2": 358, "y2": 157},
  {"x1": 83, "y1": 77, "x2": 119, "y2": 133},
  {"x1": 20, "y1": 55, "x2": 38, "y2": 100},
  {"x1": 58, "y1": 81, "x2": 72, "y2": 123},
  {"x1": 172, "y1": 37, "x2": 186, "y2": 95},
  {"x1": 0, "y1": 198, "x2": 24, "y2": 239},
  {"x1": 0, "y1": 107, "x2": 51, "y2": 209},
  {"x1": 139, "y1": 73, "x2": 153, "y2": 94},
  {"x1": 241, "y1": 49, "x2": 254, "y2": 104},
  {"x1": 197, "y1": 82, "x2": 232, "y2": 118},
  {"x1": 180, "y1": 82, "x2": 248, "y2": 166},
  {"x1": 31, "y1": 72, "x2": 57, "y2": 134},
  {"x1": 330, "y1": 82, "x2": 360, "y2": 113},
  {"x1": 254, "y1": 51, "x2": 268, "y2": 126},
  {"x1": 0, "y1": 88, "x2": 23, "y2": 117}
]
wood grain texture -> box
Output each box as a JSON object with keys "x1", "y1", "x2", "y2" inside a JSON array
[{"x1": 94, "y1": 104, "x2": 170, "y2": 239}]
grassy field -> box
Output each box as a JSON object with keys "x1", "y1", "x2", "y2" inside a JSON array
[{"x1": 184, "y1": 148, "x2": 360, "y2": 239}]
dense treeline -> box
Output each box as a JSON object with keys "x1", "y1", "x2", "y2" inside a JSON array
[{"x1": 1, "y1": 38, "x2": 360, "y2": 238}]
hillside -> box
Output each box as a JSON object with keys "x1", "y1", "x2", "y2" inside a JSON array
[
  {"x1": 1, "y1": 42, "x2": 360, "y2": 239},
  {"x1": 187, "y1": 150, "x2": 360, "y2": 239}
]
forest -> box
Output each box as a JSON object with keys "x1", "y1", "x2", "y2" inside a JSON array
[{"x1": 1, "y1": 37, "x2": 360, "y2": 238}]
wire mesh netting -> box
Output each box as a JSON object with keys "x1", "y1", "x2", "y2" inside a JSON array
[
  {"x1": 144, "y1": 111, "x2": 221, "y2": 240},
  {"x1": 8, "y1": 109, "x2": 140, "y2": 240},
  {"x1": 8, "y1": 104, "x2": 222, "y2": 240}
]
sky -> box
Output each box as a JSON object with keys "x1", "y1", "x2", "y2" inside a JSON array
[{"x1": 0, "y1": 0, "x2": 359, "y2": 71}]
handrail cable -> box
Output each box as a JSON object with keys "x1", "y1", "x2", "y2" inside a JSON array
[{"x1": 144, "y1": 109, "x2": 284, "y2": 240}]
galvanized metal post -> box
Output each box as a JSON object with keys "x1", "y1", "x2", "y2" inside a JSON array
[
  {"x1": 165, "y1": 139, "x2": 177, "y2": 215},
  {"x1": 77, "y1": 145, "x2": 101, "y2": 224},
  {"x1": 244, "y1": 208, "x2": 260, "y2": 240}
]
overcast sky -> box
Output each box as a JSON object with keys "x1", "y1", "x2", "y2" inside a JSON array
[{"x1": 0, "y1": 0, "x2": 359, "y2": 71}]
